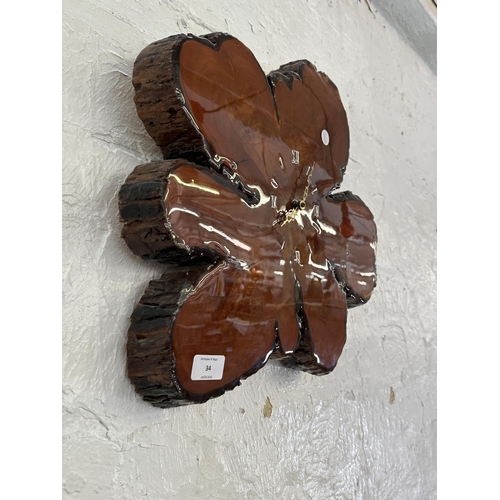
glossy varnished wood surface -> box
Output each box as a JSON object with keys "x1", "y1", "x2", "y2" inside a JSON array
[{"x1": 120, "y1": 33, "x2": 377, "y2": 406}]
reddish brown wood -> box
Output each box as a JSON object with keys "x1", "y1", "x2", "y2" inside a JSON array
[{"x1": 120, "y1": 33, "x2": 377, "y2": 407}]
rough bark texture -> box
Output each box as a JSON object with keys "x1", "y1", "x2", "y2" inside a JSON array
[
  {"x1": 119, "y1": 161, "x2": 177, "y2": 262},
  {"x1": 127, "y1": 263, "x2": 219, "y2": 407},
  {"x1": 132, "y1": 37, "x2": 208, "y2": 165}
]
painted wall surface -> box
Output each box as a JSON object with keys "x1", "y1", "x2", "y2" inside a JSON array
[{"x1": 62, "y1": 1, "x2": 436, "y2": 498}]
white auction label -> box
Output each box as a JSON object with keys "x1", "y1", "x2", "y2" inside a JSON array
[{"x1": 191, "y1": 355, "x2": 225, "y2": 381}]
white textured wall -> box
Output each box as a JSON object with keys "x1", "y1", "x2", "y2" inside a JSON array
[{"x1": 62, "y1": 1, "x2": 436, "y2": 498}]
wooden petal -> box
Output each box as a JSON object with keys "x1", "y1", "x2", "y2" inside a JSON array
[
  {"x1": 282, "y1": 260, "x2": 347, "y2": 374},
  {"x1": 165, "y1": 164, "x2": 275, "y2": 264},
  {"x1": 269, "y1": 61, "x2": 349, "y2": 196},
  {"x1": 300, "y1": 267, "x2": 347, "y2": 372},
  {"x1": 178, "y1": 34, "x2": 280, "y2": 188},
  {"x1": 173, "y1": 261, "x2": 280, "y2": 398},
  {"x1": 316, "y1": 192, "x2": 377, "y2": 305},
  {"x1": 126, "y1": 259, "x2": 301, "y2": 406}
]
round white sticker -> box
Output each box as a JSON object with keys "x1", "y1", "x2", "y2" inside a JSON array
[{"x1": 321, "y1": 129, "x2": 330, "y2": 146}]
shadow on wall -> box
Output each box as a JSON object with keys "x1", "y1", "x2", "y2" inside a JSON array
[{"x1": 368, "y1": 0, "x2": 437, "y2": 74}]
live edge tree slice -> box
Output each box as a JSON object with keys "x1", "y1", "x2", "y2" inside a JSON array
[{"x1": 120, "y1": 33, "x2": 377, "y2": 407}]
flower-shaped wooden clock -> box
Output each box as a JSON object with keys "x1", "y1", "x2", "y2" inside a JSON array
[{"x1": 119, "y1": 33, "x2": 377, "y2": 407}]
